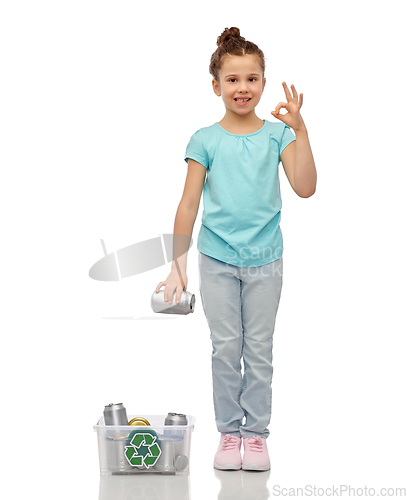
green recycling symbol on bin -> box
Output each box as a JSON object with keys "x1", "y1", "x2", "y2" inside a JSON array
[{"x1": 124, "y1": 432, "x2": 161, "y2": 468}]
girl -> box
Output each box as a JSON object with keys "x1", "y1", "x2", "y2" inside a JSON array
[{"x1": 155, "y1": 27, "x2": 316, "y2": 471}]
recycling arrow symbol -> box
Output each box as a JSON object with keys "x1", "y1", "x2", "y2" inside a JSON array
[{"x1": 124, "y1": 432, "x2": 161, "y2": 468}]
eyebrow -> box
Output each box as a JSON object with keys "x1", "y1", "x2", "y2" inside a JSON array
[{"x1": 224, "y1": 73, "x2": 261, "y2": 78}]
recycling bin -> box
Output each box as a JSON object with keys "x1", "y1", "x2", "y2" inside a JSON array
[{"x1": 94, "y1": 415, "x2": 195, "y2": 475}]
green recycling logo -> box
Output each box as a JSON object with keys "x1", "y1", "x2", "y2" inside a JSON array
[{"x1": 124, "y1": 432, "x2": 161, "y2": 468}]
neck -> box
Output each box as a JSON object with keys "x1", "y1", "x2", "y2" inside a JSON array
[{"x1": 219, "y1": 109, "x2": 263, "y2": 130}]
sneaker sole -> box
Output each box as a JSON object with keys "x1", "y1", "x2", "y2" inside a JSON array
[
  {"x1": 213, "y1": 461, "x2": 242, "y2": 470},
  {"x1": 242, "y1": 463, "x2": 270, "y2": 471}
]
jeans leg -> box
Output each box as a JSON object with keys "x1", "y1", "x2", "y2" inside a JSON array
[
  {"x1": 239, "y1": 258, "x2": 283, "y2": 438},
  {"x1": 198, "y1": 252, "x2": 244, "y2": 436}
]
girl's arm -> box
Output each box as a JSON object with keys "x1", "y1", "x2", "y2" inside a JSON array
[
  {"x1": 155, "y1": 159, "x2": 206, "y2": 304},
  {"x1": 272, "y1": 82, "x2": 317, "y2": 198},
  {"x1": 281, "y1": 128, "x2": 316, "y2": 198},
  {"x1": 171, "y1": 159, "x2": 206, "y2": 276}
]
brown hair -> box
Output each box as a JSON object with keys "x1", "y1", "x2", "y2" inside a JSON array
[{"x1": 209, "y1": 27, "x2": 265, "y2": 81}]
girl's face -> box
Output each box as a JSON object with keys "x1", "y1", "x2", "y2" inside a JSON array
[{"x1": 212, "y1": 54, "x2": 266, "y2": 117}]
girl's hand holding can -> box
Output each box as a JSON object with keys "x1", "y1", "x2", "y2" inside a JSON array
[{"x1": 155, "y1": 270, "x2": 188, "y2": 305}]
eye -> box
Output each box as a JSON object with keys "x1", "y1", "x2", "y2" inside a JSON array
[
  {"x1": 228, "y1": 78, "x2": 237, "y2": 83},
  {"x1": 249, "y1": 78, "x2": 257, "y2": 82}
]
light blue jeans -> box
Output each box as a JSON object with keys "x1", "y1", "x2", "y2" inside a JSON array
[{"x1": 198, "y1": 251, "x2": 283, "y2": 439}]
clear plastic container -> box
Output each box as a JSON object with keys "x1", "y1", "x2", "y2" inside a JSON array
[{"x1": 94, "y1": 414, "x2": 195, "y2": 475}]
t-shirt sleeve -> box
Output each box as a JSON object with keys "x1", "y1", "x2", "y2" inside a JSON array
[
  {"x1": 279, "y1": 124, "x2": 296, "y2": 159},
  {"x1": 184, "y1": 129, "x2": 209, "y2": 169}
]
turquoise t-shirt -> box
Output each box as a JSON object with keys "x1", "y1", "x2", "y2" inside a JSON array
[{"x1": 184, "y1": 119, "x2": 296, "y2": 267}]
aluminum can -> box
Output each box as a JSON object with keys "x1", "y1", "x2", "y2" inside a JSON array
[
  {"x1": 105, "y1": 435, "x2": 134, "y2": 473},
  {"x1": 164, "y1": 413, "x2": 188, "y2": 441},
  {"x1": 128, "y1": 417, "x2": 151, "y2": 426},
  {"x1": 164, "y1": 413, "x2": 188, "y2": 426},
  {"x1": 154, "y1": 438, "x2": 176, "y2": 473},
  {"x1": 151, "y1": 291, "x2": 195, "y2": 315},
  {"x1": 154, "y1": 436, "x2": 188, "y2": 473},
  {"x1": 174, "y1": 454, "x2": 189, "y2": 471},
  {"x1": 104, "y1": 403, "x2": 128, "y2": 426}
]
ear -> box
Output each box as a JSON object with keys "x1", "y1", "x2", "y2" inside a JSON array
[
  {"x1": 212, "y1": 78, "x2": 221, "y2": 96},
  {"x1": 262, "y1": 77, "x2": 266, "y2": 93}
]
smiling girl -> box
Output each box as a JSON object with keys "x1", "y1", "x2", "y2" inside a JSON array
[{"x1": 156, "y1": 27, "x2": 316, "y2": 471}]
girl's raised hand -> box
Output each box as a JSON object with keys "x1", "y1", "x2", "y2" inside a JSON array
[{"x1": 271, "y1": 82, "x2": 305, "y2": 132}]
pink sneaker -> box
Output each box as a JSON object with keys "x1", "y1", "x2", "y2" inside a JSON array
[
  {"x1": 242, "y1": 436, "x2": 270, "y2": 471},
  {"x1": 213, "y1": 434, "x2": 242, "y2": 470}
]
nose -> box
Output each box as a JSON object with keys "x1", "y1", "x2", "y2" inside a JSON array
[{"x1": 237, "y1": 81, "x2": 249, "y2": 93}]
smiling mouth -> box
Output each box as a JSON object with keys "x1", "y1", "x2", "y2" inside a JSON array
[{"x1": 234, "y1": 98, "x2": 251, "y2": 102}]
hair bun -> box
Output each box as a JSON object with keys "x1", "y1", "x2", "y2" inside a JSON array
[{"x1": 217, "y1": 27, "x2": 244, "y2": 46}]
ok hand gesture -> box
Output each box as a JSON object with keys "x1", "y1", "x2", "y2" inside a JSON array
[{"x1": 271, "y1": 82, "x2": 306, "y2": 132}]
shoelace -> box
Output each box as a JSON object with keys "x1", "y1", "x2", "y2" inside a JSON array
[
  {"x1": 222, "y1": 434, "x2": 239, "y2": 450},
  {"x1": 246, "y1": 436, "x2": 263, "y2": 452}
]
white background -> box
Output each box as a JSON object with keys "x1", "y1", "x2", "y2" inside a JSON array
[{"x1": 1, "y1": 1, "x2": 406, "y2": 498}]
